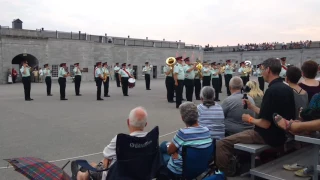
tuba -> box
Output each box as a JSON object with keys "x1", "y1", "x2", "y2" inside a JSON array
[
  {"x1": 166, "y1": 57, "x2": 176, "y2": 70},
  {"x1": 103, "y1": 70, "x2": 108, "y2": 82}
]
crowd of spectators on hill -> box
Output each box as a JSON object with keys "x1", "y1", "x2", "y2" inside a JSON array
[{"x1": 204, "y1": 40, "x2": 314, "y2": 52}]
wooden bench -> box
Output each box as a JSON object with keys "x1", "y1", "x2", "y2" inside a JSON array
[
  {"x1": 234, "y1": 143, "x2": 271, "y2": 179},
  {"x1": 250, "y1": 147, "x2": 313, "y2": 180}
]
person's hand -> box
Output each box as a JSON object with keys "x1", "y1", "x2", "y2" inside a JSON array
[
  {"x1": 175, "y1": 81, "x2": 178, "y2": 86},
  {"x1": 172, "y1": 152, "x2": 179, "y2": 159},
  {"x1": 243, "y1": 99, "x2": 253, "y2": 109},
  {"x1": 242, "y1": 114, "x2": 252, "y2": 123}
]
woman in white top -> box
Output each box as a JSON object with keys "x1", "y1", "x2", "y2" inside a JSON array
[{"x1": 197, "y1": 86, "x2": 225, "y2": 139}]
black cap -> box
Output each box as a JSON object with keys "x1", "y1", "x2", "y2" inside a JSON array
[
  {"x1": 102, "y1": 62, "x2": 106, "y2": 66},
  {"x1": 217, "y1": 63, "x2": 221, "y2": 65},
  {"x1": 211, "y1": 62, "x2": 216, "y2": 65},
  {"x1": 240, "y1": 62, "x2": 245, "y2": 65},
  {"x1": 176, "y1": 56, "x2": 183, "y2": 60},
  {"x1": 184, "y1": 57, "x2": 190, "y2": 62},
  {"x1": 44, "y1": 64, "x2": 48, "y2": 67},
  {"x1": 145, "y1": 62, "x2": 149, "y2": 64},
  {"x1": 128, "y1": 64, "x2": 131, "y2": 66},
  {"x1": 96, "y1": 62, "x2": 102, "y2": 66},
  {"x1": 281, "y1": 57, "x2": 286, "y2": 61},
  {"x1": 122, "y1": 63, "x2": 126, "y2": 66},
  {"x1": 60, "y1": 63, "x2": 66, "y2": 67},
  {"x1": 203, "y1": 61, "x2": 208, "y2": 64},
  {"x1": 74, "y1": 63, "x2": 79, "y2": 66},
  {"x1": 22, "y1": 61, "x2": 28, "y2": 64},
  {"x1": 257, "y1": 64, "x2": 261, "y2": 68},
  {"x1": 226, "y1": 59, "x2": 231, "y2": 63},
  {"x1": 116, "y1": 62, "x2": 119, "y2": 65}
]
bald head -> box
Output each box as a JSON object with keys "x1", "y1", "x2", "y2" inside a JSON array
[{"x1": 128, "y1": 107, "x2": 148, "y2": 128}]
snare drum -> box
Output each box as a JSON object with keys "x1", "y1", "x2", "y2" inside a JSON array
[{"x1": 128, "y1": 78, "x2": 136, "y2": 88}]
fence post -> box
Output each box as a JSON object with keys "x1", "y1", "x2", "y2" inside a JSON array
[
  {"x1": 71, "y1": 31, "x2": 72, "y2": 39},
  {"x1": 79, "y1": 31, "x2": 81, "y2": 40},
  {"x1": 56, "y1": 31, "x2": 58, "y2": 39}
]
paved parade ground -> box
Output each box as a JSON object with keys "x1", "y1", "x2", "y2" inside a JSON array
[{"x1": 0, "y1": 78, "x2": 250, "y2": 180}]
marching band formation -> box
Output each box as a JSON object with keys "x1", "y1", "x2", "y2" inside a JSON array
[
  {"x1": 162, "y1": 56, "x2": 287, "y2": 109},
  {"x1": 19, "y1": 57, "x2": 289, "y2": 102}
]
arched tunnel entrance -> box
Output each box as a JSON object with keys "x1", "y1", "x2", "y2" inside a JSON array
[{"x1": 11, "y1": 54, "x2": 39, "y2": 82}]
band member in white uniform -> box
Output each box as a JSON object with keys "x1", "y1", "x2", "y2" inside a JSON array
[
  {"x1": 102, "y1": 62, "x2": 110, "y2": 97},
  {"x1": 58, "y1": 63, "x2": 69, "y2": 100},
  {"x1": 238, "y1": 62, "x2": 248, "y2": 85},
  {"x1": 256, "y1": 64, "x2": 264, "y2": 91},
  {"x1": 73, "y1": 63, "x2": 82, "y2": 96},
  {"x1": 174, "y1": 57, "x2": 185, "y2": 108},
  {"x1": 164, "y1": 63, "x2": 175, "y2": 103},
  {"x1": 210, "y1": 62, "x2": 220, "y2": 101},
  {"x1": 202, "y1": 61, "x2": 211, "y2": 87},
  {"x1": 119, "y1": 63, "x2": 134, "y2": 96},
  {"x1": 225, "y1": 59, "x2": 233, "y2": 96},
  {"x1": 114, "y1": 63, "x2": 121, "y2": 87},
  {"x1": 43, "y1": 64, "x2": 52, "y2": 96},
  {"x1": 95, "y1": 62, "x2": 104, "y2": 100},
  {"x1": 279, "y1": 57, "x2": 287, "y2": 81},
  {"x1": 142, "y1": 62, "x2": 152, "y2": 90},
  {"x1": 183, "y1": 57, "x2": 196, "y2": 102},
  {"x1": 20, "y1": 61, "x2": 33, "y2": 101}
]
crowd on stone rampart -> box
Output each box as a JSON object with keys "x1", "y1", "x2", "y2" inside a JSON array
[{"x1": 204, "y1": 40, "x2": 313, "y2": 52}]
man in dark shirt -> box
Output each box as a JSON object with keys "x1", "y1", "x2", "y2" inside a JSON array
[{"x1": 216, "y1": 58, "x2": 296, "y2": 176}]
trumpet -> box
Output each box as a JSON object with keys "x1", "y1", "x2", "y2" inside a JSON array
[{"x1": 166, "y1": 57, "x2": 176, "y2": 70}]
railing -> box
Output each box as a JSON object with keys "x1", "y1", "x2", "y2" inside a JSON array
[{"x1": 0, "y1": 27, "x2": 202, "y2": 49}]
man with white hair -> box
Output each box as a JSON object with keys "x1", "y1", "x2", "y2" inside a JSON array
[
  {"x1": 221, "y1": 76, "x2": 255, "y2": 136},
  {"x1": 72, "y1": 107, "x2": 148, "y2": 180}
]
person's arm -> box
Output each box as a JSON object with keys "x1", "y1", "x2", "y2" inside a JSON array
[
  {"x1": 118, "y1": 70, "x2": 122, "y2": 82},
  {"x1": 173, "y1": 66, "x2": 179, "y2": 86},
  {"x1": 242, "y1": 115, "x2": 271, "y2": 129},
  {"x1": 102, "y1": 136, "x2": 117, "y2": 168}
]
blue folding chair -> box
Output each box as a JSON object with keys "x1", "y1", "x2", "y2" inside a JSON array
[{"x1": 72, "y1": 126, "x2": 164, "y2": 180}]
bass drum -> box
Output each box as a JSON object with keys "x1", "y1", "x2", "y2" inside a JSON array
[{"x1": 128, "y1": 78, "x2": 135, "y2": 88}]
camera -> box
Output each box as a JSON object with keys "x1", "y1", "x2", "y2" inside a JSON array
[{"x1": 242, "y1": 86, "x2": 251, "y2": 109}]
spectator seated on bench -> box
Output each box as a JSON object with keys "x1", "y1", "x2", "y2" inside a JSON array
[
  {"x1": 160, "y1": 102, "x2": 214, "y2": 179},
  {"x1": 71, "y1": 107, "x2": 164, "y2": 180},
  {"x1": 217, "y1": 58, "x2": 296, "y2": 176}
]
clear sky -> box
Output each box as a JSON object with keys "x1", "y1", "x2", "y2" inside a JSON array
[{"x1": 0, "y1": 0, "x2": 319, "y2": 46}]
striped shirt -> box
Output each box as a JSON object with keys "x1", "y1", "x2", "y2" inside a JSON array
[
  {"x1": 167, "y1": 126, "x2": 212, "y2": 174},
  {"x1": 197, "y1": 104, "x2": 225, "y2": 140}
]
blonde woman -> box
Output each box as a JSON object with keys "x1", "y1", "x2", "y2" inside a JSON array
[{"x1": 246, "y1": 80, "x2": 264, "y2": 108}]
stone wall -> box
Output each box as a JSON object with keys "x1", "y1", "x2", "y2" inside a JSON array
[
  {"x1": 0, "y1": 37, "x2": 203, "y2": 84},
  {"x1": 204, "y1": 49, "x2": 320, "y2": 67}
]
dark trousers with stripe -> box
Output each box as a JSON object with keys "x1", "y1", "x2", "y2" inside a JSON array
[
  {"x1": 121, "y1": 77, "x2": 129, "y2": 96},
  {"x1": 74, "y1": 75, "x2": 81, "y2": 95},
  {"x1": 258, "y1": 76, "x2": 265, "y2": 92},
  {"x1": 175, "y1": 80, "x2": 184, "y2": 108},
  {"x1": 115, "y1": 73, "x2": 120, "y2": 87},
  {"x1": 194, "y1": 79, "x2": 201, "y2": 99},
  {"x1": 184, "y1": 79, "x2": 194, "y2": 102},
  {"x1": 22, "y1": 77, "x2": 31, "y2": 100},
  {"x1": 58, "y1": 77, "x2": 66, "y2": 99},
  {"x1": 103, "y1": 77, "x2": 110, "y2": 96},
  {"x1": 165, "y1": 76, "x2": 174, "y2": 102},
  {"x1": 241, "y1": 76, "x2": 248, "y2": 86},
  {"x1": 145, "y1": 74, "x2": 150, "y2": 89},
  {"x1": 225, "y1": 74, "x2": 232, "y2": 96},
  {"x1": 45, "y1": 76, "x2": 52, "y2": 95},
  {"x1": 212, "y1": 78, "x2": 220, "y2": 100},
  {"x1": 95, "y1": 77, "x2": 102, "y2": 99},
  {"x1": 218, "y1": 74, "x2": 222, "y2": 92},
  {"x1": 202, "y1": 76, "x2": 211, "y2": 87}
]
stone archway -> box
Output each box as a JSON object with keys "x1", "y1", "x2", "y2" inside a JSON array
[
  {"x1": 11, "y1": 53, "x2": 39, "y2": 82},
  {"x1": 12, "y1": 53, "x2": 39, "y2": 68}
]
